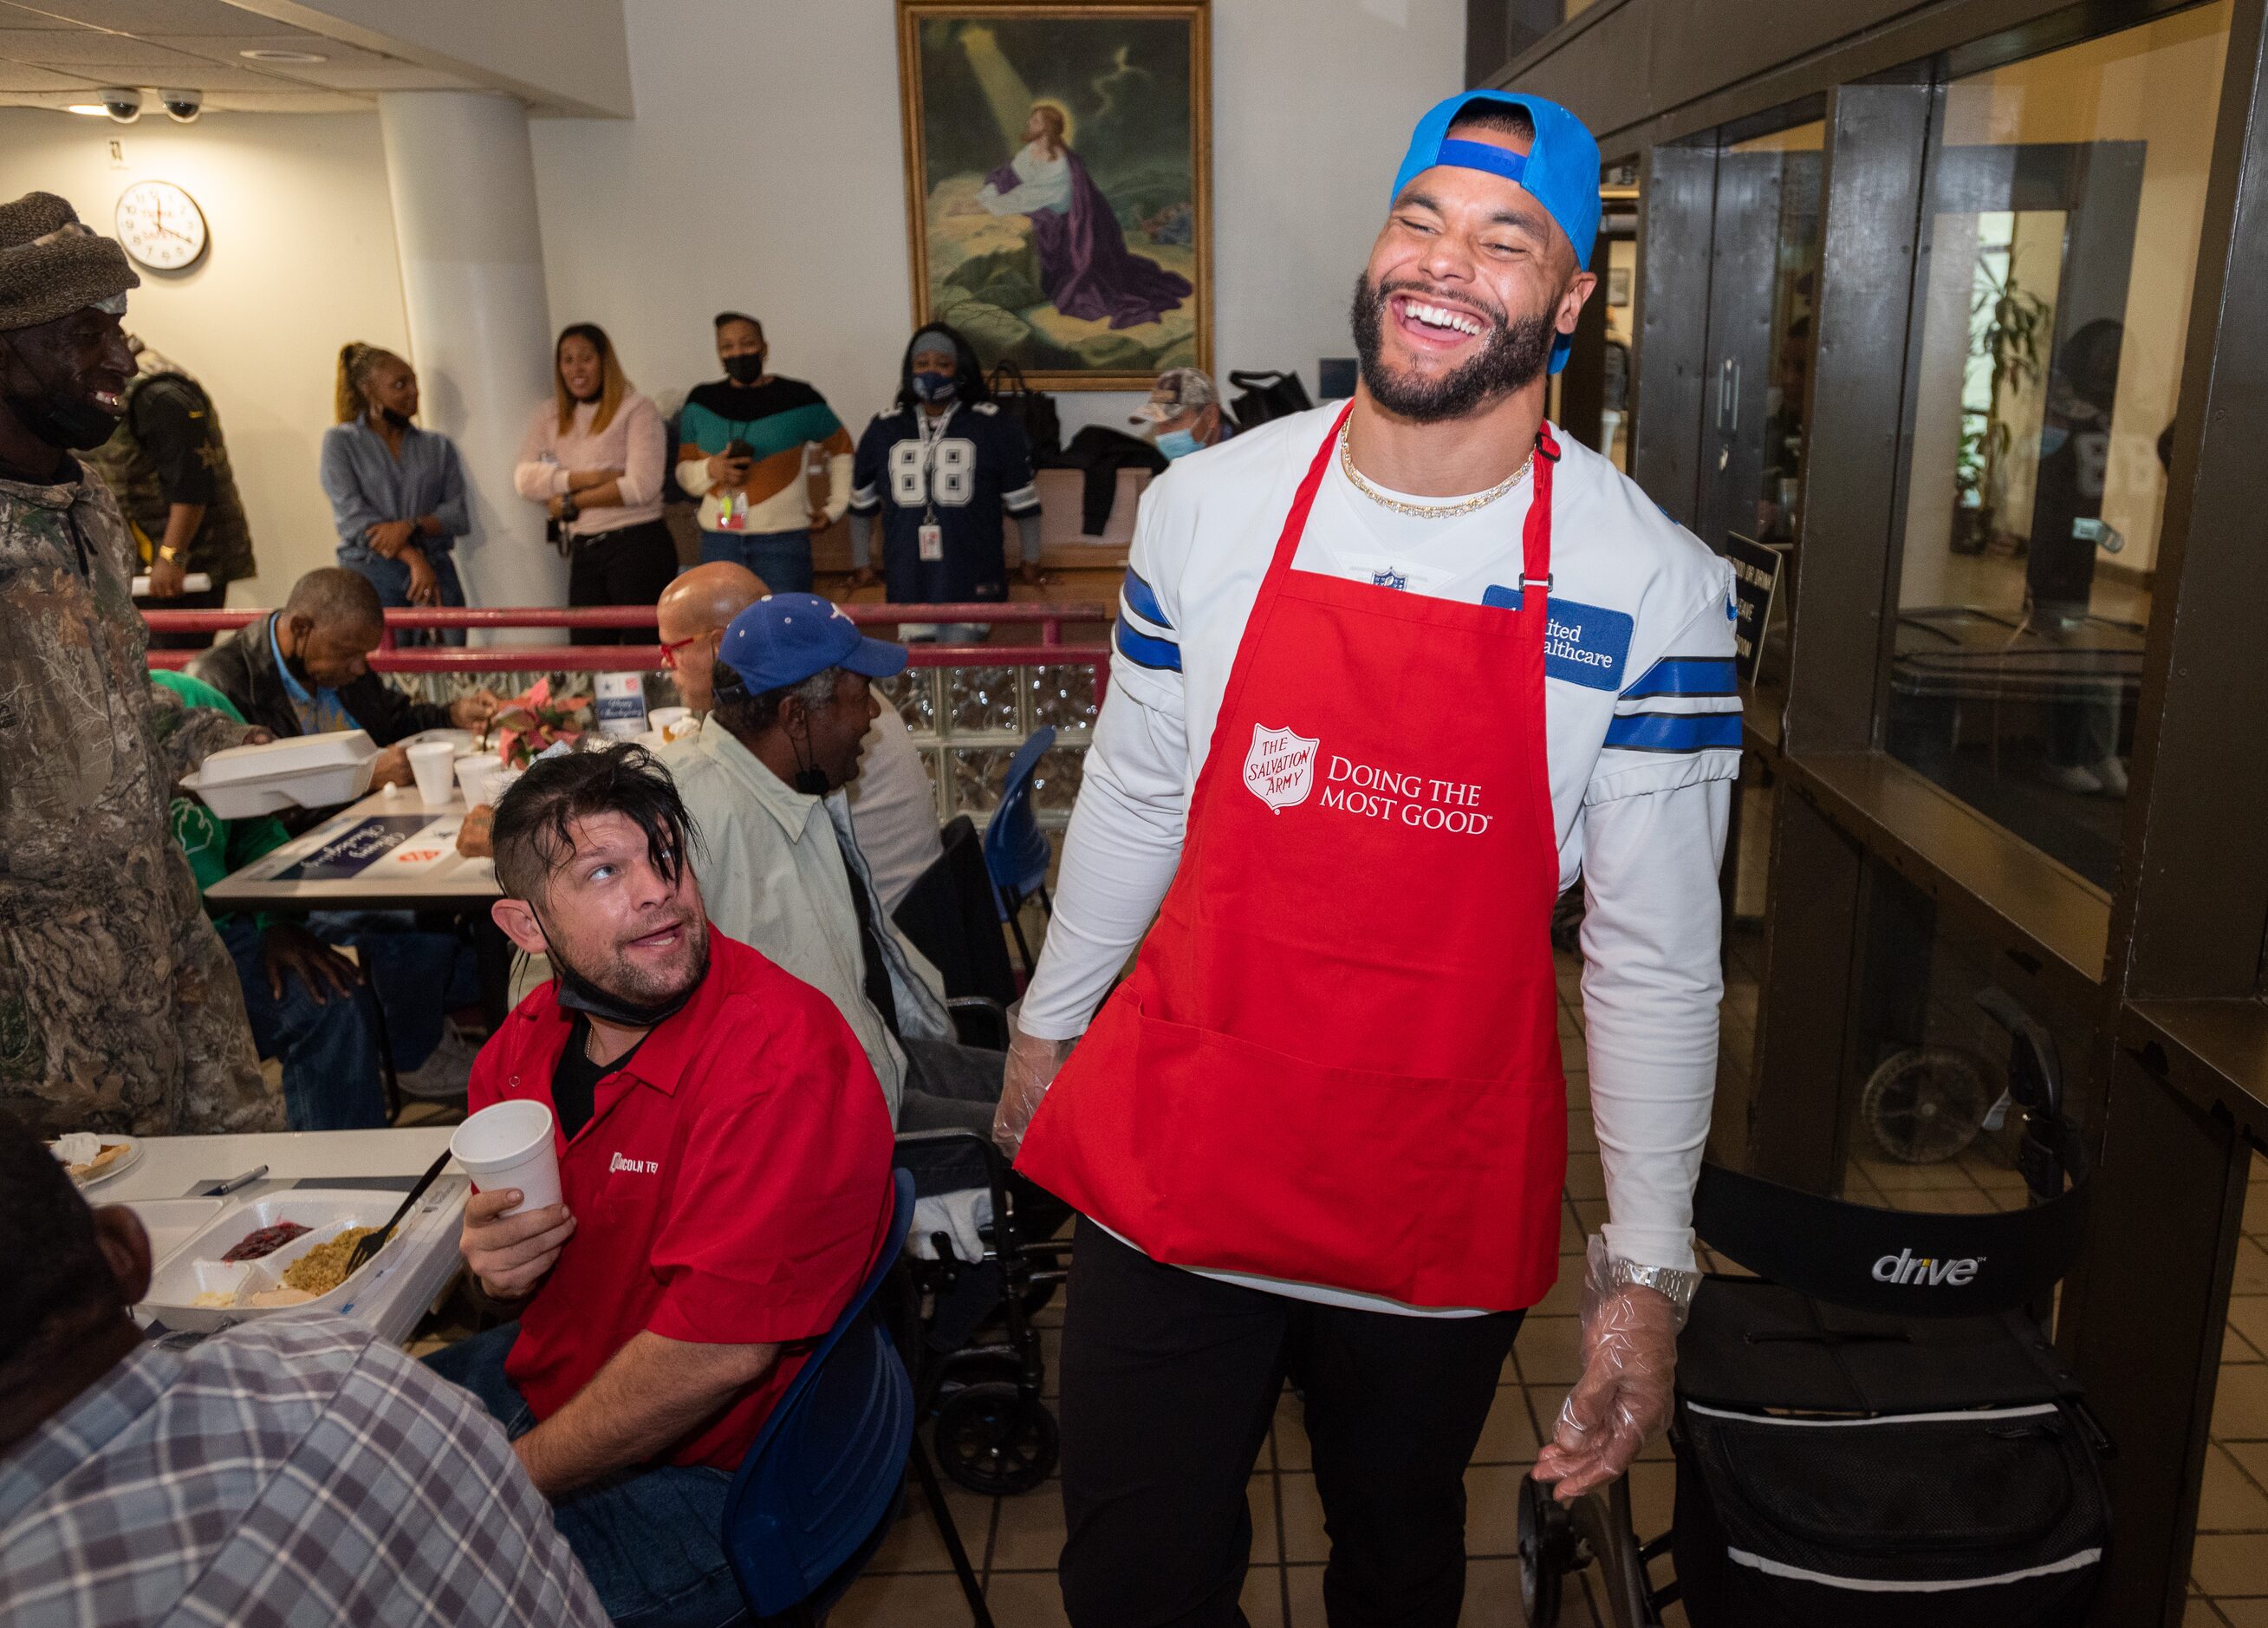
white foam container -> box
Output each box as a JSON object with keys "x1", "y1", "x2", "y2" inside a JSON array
[
  {"x1": 123, "y1": 1197, "x2": 226, "y2": 1271},
  {"x1": 141, "y1": 1189, "x2": 408, "y2": 1332},
  {"x1": 182, "y1": 730, "x2": 379, "y2": 818}
]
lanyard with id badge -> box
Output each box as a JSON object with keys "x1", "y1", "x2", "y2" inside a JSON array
[
  {"x1": 713, "y1": 430, "x2": 757, "y2": 531},
  {"x1": 916, "y1": 416, "x2": 946, "y2": 561}
]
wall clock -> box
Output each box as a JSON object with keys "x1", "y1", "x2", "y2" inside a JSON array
[{"x1": 114, "y1": 179, "x2": 207, "y2": 270}]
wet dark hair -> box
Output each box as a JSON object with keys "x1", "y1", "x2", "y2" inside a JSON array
[
  {"x1": 490, "y1": 744, "x2": 702, "y2": 905},
  {"x1": 0, "y1": 1110, "x2": 114, "y2": 1371}
]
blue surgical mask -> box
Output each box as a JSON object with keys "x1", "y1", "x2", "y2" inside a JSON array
[
  {"x1": 911, "y1": 371, "x2": 959, "y2": 404},
  {"x1": 1155, "y1": 427, "x2": 1203, "y2": 460}
]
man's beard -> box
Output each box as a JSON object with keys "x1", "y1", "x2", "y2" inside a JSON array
[
  {"x1": 1349, "y1": 273, "x2": 1556, "y2": 424},
  {"x1": 547, "y1": 908, "x2": 711, "y2": 1027}
]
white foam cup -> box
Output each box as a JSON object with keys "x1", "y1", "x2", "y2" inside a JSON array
[
  {"x1": 454, "y1": 752, "x2": 501, "y2": 809},
  {"x1": 450, "y1": 1099, "x2": 562, "y2": 1216},
  {"x1": 648, "y1": 706, "x2": 692, "y2": 739},
  {"x1": 408, "y1": 739, "x2": 458, "y2": 807}
]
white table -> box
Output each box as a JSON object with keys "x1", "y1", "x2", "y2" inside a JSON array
[
  {"x1": 103, "y1": 1127, "x2": 469, "y2": 1347},
  {"x1": 206, "y1": 786, "x2": 503, "y2": 914}
]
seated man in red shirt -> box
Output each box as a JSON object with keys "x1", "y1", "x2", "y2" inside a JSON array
[{"x1": 424, "y1": 744, "x2": 895, "y2": 1628}]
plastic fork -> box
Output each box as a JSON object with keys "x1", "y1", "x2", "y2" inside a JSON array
[{"x1": 341, "y1": 1149, "x2": 453, "y2": 1280}]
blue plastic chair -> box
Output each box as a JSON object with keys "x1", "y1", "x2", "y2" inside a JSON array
[
  {"x1": 983, "y1": 726, "x2": 1057, "y2": 976},
  {"x1": 722, "y1": 1168, "x2": 920, "y2": 1624}
]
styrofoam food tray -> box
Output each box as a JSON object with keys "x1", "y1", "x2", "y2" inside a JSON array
[
  {"x1": 123, "y1": 1197, "x2": 226, "y2": 1271},
  {"x1": 195, "y1": 729, "x2": 378, "y2": 786},
  {"x1": 142, "y1": 1190, "x2": 405, "y2": 1332}
]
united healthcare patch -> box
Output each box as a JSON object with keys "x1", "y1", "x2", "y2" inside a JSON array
[
  {"x1": 1244, "y1": 724, "x2": 1319, "y2": 812},
  {"x1": 1483, "y1": 587, "x2": 1634, "y2": 691}
]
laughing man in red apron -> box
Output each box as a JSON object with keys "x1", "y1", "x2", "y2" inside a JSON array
[{"x1": 997, "y1": 92, "x2": 1740, "y2": 1627}]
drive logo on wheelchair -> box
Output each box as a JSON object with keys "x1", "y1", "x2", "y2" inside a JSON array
[{"x1": 1871, "y1": 1247, "x2": 1985, "y2": 1286}]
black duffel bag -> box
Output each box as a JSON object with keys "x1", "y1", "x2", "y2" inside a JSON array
[
  {"x1": 986, "y1": 360, "x2": 1061, "y2": 462},
  {"x1": 1670, "y1": 1395, "x2": 2108, "y2": 1627},
  {"x1": 1225, "y1": 368, "x2": 1313, "y2": 430}
]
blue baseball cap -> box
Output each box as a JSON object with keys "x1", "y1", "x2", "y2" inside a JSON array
[
  {"x1": 1388, "y1": 91, "x2": 1602, "y2": 374},
  {"x1": 714, "y1": 593, "x2": 907, "y2": 695}
]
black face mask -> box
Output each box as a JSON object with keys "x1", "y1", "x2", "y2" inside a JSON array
[
  {"x1": 1, "y1": 335, "x2": 122, "y2": 453},
  {"x1": 4, "y1": 391, "x2": 117, "y2": 452},
  {"x1": 379, "y1": 406, "x2": 413, "y2": 431},
  {"x1": 540, "y1": 915, "x2": 710, "y2": 1029},
  {"x1": 723, "y1": 353, "x2": 765, "y2": 385}
]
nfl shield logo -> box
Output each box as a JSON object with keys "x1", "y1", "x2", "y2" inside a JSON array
[{"x1": 1244, "y1": 724, "x2": 1319, "y2": 813}]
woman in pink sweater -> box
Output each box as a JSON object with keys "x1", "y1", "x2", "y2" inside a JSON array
[{"x1": 513, "y1": 323, "x2": 673, "y2": 645}]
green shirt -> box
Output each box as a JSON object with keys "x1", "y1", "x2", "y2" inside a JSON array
[{"x1": 149, "y1": 668, "x2": 289, "y2": 924}]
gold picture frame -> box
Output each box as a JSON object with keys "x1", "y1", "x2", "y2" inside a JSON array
[{"x1": 896, "y1": 0, "x2": 1212, "y2": 391}]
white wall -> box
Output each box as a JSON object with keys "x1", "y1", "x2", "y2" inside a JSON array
[
  {"x1": 0, "y1": 108, "x2": 413, "y2": 603},
  {"x1": 0, "y1": 0, "x2": 1459, "y2": 607},
  {"x1": 531, "y1": 0, "x2": 1464, "y2": 443}
]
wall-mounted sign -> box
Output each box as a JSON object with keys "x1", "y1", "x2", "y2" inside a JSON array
[{"x1": 1725, "y1": 533, "x2": 1787, "y2": 685}]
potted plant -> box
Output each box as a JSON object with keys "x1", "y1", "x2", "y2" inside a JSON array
[
  {"x1": 490, "y1": 677, "x2": 593, "y2": 769},
  {"x1": 1953, "y1": 257, "x2": 2051, "y2": 555}
]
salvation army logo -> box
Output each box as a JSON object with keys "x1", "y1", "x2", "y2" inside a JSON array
[{"x1": 1244, "y1": 724, "x2": 1319, "y2": 812}]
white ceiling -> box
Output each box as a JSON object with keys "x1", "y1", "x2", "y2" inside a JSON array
[{"x1": 0, "y1": 0, "x2": 478, "y2": 113}]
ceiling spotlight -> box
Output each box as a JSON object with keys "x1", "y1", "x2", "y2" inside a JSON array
[
  {"x1": 239, "y1": 48, "x2": 327, "y2": 63},
  {"x1": 97, "y1": 87, "x2": 143, "y2": 123},
  {"x1": 64, "y1": 103, "x2": 109, "y2": 116}
]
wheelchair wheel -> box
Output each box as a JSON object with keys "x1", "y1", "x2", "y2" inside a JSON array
[
  {"x1": 933, "y1": 1381, "x2": 1059, "y2": 1495},
  {"x1": 1520, "y1": 1475, "x2": 1659, "y2": 1627},
  {"x1": 933, "y1": 1349, "x2": 1025, "y2": 1404},
  {"x1": 1567, "y1": 1478, "x2": 1656, "y2": 1626},
  {"x1": 1517, "y1": 1475, "x2": 1575, "y2": 1625},
  {"x1": 1861, "y1": 1046, "x2": 1991, "y2": 1163}
]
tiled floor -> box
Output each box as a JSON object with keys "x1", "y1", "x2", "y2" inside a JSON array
[{"x1": 2185, "y1": 1153, "x2": 2268, "y2": 1625}]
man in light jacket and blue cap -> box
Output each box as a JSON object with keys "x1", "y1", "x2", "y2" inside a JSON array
[{"x1": 993, "y1": 91, "x2": 1740, "y2": 1626}]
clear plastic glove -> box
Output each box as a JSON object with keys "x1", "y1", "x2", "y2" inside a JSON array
[
  {"x1": 1531, "y1": 1235, "x2": 1690, "y2": 1503},
  {"x1": 993, "y1": 1018, "x2": 1074, "y2": 1158}
]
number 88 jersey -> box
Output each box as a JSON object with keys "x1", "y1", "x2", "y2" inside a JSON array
[{"x1": 849, "y1": 401, "x2": 1042, "y2": 604}]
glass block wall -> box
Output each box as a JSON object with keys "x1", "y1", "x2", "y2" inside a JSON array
[{"x1": 877, "y1": 661, "x2": 1098, "y2": 828}]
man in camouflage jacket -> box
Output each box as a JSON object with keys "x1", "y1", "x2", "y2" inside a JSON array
[{"x1": 0, "y1": 190, "x2": 279, "y2": 1136}]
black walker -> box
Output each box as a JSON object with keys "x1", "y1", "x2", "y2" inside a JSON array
[{"x1": 1520, "y1": 987, "x2": 2113, "y2": 1626}]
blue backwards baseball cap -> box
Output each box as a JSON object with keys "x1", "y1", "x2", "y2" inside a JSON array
[
  {"x1": 1388, "y1": 91, "x2": 1603, "y2": 374},
  {"x1": 714, "y1": 592, "x2": 907, "y2": 696}
]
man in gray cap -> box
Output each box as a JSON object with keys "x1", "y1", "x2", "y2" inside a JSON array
[
  {"x1": 1130, "y1": 366, "x2": 1232, "y2": 461},
  {"x1": 0, "y1": 191, "x2": 278, "y2": 1136}
]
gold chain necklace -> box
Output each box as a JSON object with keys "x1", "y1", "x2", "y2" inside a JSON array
[{"x1": 1338, "y1": 423, "x2": 1532, "y2": 519}]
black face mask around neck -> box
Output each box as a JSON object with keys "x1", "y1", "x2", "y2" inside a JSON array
[
  {"x1": 379, "y1": 406, "x2": 413, "y2": 431},
  {"x1": 540, "y1": 917, "x2": 710, "y2": 1030},
  {"x1": 3, "y1": 381, "x2": 119, "y2": 452}
]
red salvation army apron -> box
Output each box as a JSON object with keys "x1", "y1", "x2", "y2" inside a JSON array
[{"x1": 1018, "y1": 402, "x2": 1569, "y2": 1311}]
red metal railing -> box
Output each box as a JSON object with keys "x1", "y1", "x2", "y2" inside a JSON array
[{"x1": 142, "y1": 602, "x2": 1114, "y2": 688}]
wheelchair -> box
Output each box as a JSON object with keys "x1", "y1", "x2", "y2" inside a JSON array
[
  {"x1": 892, "y1": 1125, "x2": 1072, "y2": 1498},
  {"x1": 1520, "y1": 987, "x2": 2113, "y2": 1627}
]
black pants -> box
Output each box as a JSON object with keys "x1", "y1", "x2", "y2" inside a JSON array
[
  {"x1": 567, "y1": 518, "x2": 678, "y2": 644},
  {"x1": 1059, "y1": 1225, "x2": 1524, "y2": 1628}
]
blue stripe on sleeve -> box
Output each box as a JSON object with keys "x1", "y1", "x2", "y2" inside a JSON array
[
  {"x1": 1602, "y1": 711, "x2": 1744, "y2": 753},
  {"x1": 1121, "y1": 567, "x2": 1173, "y2": 631},
  {"x1": 1114, "y1": 614, "x2": 1182, "y2": 673},
  {"x1": 1621, "y1": 656, "x2": 1739, "y2": 700}
]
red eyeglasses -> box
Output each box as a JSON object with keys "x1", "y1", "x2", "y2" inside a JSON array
[{"x1": 659, "y1": 634, "x2": 700, "y2": 668}]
